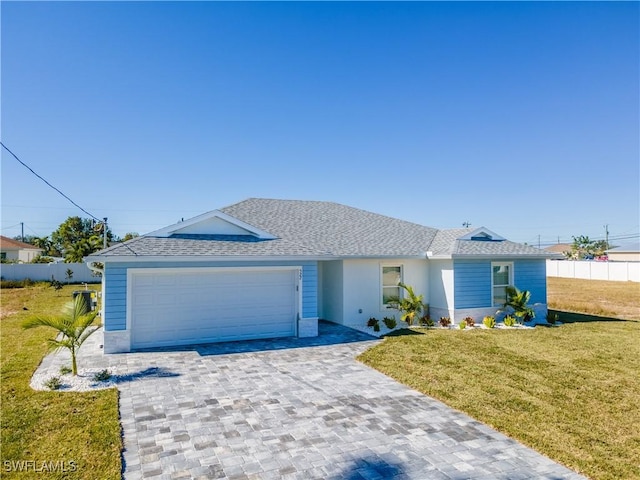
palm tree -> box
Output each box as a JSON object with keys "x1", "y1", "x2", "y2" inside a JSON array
[
  {"x1": 22, "y1": 296, "x2": 98, "y2": 375},
  {"x1": 504, "y1": 286, "x2": 535, "y2": 323},
  {"x1": 32, "y1": 236, "x2": 51, "y2": 252},
  {"x1": 387, "y1": 282, "x2": 424, "y2": 326}
]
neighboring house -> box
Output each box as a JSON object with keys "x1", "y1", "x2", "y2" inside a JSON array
[
  {"x1": 0, "y1": 235, "x2": 43, "y2": 263},
  {"x1": 544, "y1": 243, "x2": 572, "y2": 258},
  {"x1": 606, "y1": 242, "x2": 640, "y2": 262},
  {"x1": 87, "y1": 198, "x2": 557, "y2": 353}
]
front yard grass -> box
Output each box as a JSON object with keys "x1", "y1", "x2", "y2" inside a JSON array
[
  {"x1": 1, "y1": 284, "x2": 121, "y2": 479},
  {"x1": 359, "y1": 319, "x2": 640, "y2": 480}
]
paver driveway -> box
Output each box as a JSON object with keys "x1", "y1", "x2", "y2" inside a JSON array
[{"x1": 34, "y1": 321, "x2": 585, "y2": 480}]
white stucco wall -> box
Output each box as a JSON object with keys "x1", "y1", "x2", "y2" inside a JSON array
[
  {"x1": 428, "y1": 259, "x2": 455, "y2": 321},
  {"x1": 340, "y1": 258, "x2": 429, "y2": 332},
  {"x1": 319, "y1": 260, "x2": 344, "y2": 324}
]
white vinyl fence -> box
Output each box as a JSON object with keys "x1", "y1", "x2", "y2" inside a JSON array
[
  {"x1": 0, "y1": 263, "x2": 99, "y2": 283},
  {"x1": 547, "y1": 260, "x2": 640, "y2": 282}
]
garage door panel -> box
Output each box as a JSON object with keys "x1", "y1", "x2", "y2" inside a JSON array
[{"x1": 130, "y1": 268, "x2": 298, "y2": 349}]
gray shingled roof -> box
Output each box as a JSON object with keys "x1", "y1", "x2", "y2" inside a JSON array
[
  {"x1": 220, "y1": 198, "x2": 438, "y2": 257},
  {"x1": 90, "y1": 198, "x2": 553, "y2": 259}
]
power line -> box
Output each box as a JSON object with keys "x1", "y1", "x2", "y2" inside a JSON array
[
  {"x1": 0, "y1": 222, "x2": 23, "y2": 231},
  {"x1": 1, "y1": 141, "x2": 101, "y2": 222}
]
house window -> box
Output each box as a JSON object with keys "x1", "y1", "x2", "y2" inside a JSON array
[
  {"x1": 382, "y1": 265, "x2": 402, "y2": 306},
  {"x1": 492, "y1": 262, "x2": 513, "y2": 306}
]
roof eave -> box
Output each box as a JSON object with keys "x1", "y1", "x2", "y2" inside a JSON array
[
  {"x1": 85, "y1": 254, "x2": 339, "y2": 263},
  {"x1": 86, "y1": 253, "x2": 431, "y2": 263},
  {"x1": 450, "y1": 253, "x2": 561, "y2": 260}
]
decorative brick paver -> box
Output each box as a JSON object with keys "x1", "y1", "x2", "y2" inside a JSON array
[{"x1": 34, "y1": 322, "x2": 586, "y2": 479}]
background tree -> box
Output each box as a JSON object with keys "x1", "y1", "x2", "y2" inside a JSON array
[
  {"x1": 14, "y1": 235, "x2": 59, "y2": 256},
  {"x1": 32, "y1": 235, "x2": 57, "y2": 256},
  {"x1": 30, "y1": 255, "x2": 55, "y2": 264},
  {"x1": 565, "y1": 235, "x2": 610, "y2": 260},
  {"x1": 13, "y1": 234, "x2": 36, "y2": 244},
  {"x1": 51, "y1": 216, "x2": 113, "y2": 263},
  {"x1": 120, "y1": 232, "x2": 140, "y2": 242}
]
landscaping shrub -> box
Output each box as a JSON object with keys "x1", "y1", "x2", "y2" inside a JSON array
[
  {"x1": 439, "y1": 317, "x2": 451, "y2": 327},
  {"x1": 382, "y1": 316, "x2": 397, "y2": 329},
  {"x1": 503, "y1": 315, "x2": 516, "y2": 327},
  {"x1": 49, "y1": 276, "x2": 63, "y2": 291},
  {"x1": 463, "y1": 316, "x2": 475, "y2": 327},
  {"x1": 420, "y1": 316, "x2": 435, "y2": 327},
  {"x1": 483, "y1": 316, "x2": 496, "y2": 328},
  {"x1": 367, "y1": 317, "x2": 380, "y2": 332},
  {"x1": 93, "y1": 369, "x2": 112, "y2": 382},
  {"x1": 44, "y1": 376, "x2": 62, "y2": 390}
]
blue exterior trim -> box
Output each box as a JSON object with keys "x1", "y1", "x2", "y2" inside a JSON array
[
  {"x1": 453, "y1": 258, "x2": 547, "y2": 309},
  {"x1": 103, "y1": 260, "x2": 318, "y2": 332}
]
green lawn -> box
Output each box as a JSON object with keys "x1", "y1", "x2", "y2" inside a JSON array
[
  {"x1": 1, "y1": 284, "x2": 121, "y2": 480},
  {"x1": 358, "y1": 319, "x2": 640, "y2": 480}
]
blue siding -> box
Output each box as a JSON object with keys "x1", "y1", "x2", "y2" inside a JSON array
[
  {"x1": 104, "y1": 265, "x2": 128, "y2": 331},
  {"x1": 103, "y1": 260, "x2": 318, "y2": 331},
  {"x1": 453, "y1": 258, "x2": 548, "y2": 309},
  {"x1": 453, "y1": 260, "x2": 492, "y2": 308},
  {"x1": 302, "y1": 263, "x2": 318, "y2": 318},
  {"x1": 514, "y1": 259, "x2": 547, "y2": 304}
]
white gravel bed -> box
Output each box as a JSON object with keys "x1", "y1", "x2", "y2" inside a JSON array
[{"x1": 30, "y1": 369, "x2": 118, "y2": 392}]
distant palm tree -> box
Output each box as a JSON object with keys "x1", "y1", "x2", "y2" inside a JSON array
[{"x1": 23, "y1": 296, "x2": 98, "y2": 375}]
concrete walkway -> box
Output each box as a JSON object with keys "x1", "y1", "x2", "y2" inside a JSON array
[{"x1": 33, "y1": 322, "x2": 586, "y2": 480}]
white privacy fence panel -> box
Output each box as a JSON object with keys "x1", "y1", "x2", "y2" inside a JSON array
[
  {"x1": 0, "y1": 263, "x2": 99, "y2": 283},
  {"x1": 547, "y1": 260, "x2": 640, "y2": 282}
]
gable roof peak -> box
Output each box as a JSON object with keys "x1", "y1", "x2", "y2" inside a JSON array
[
  {"x1": 458, "y1": 227, "x2": 506, "y2": 242},
  {"x1": 145, "y1": 209, "x2": 276, "y2": 240}
]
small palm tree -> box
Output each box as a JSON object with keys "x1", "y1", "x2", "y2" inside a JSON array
[
  {"x1": 504, "y1": 286, "x2": 535, "y2": 323},
  {"x1": 387, "y1": 282, "x2": 424, "y2": 326},
  {"x1": 23, "y1": 296, "x2": 98, "y2": 375}
]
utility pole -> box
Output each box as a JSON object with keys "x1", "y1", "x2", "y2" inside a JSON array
[
  {"x1": 604, "y1": 224, "x2": 609, "y2": 248},
  {"x1": 462, "y1": 221, "x2": 471, "y2": 228},
  {"x1": 20, "y1": 222, "x2": 24, "y2": 242},
  {"x1": 103, "y1": 218, "x2": 108, "y2": 249},
  {"x1": 538, "y1": 235, "x2": 541, "y2": 249}
]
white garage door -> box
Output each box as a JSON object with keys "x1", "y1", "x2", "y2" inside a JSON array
[{"x1": 129, "y1": 267, "x2": 298, "y2": 349}]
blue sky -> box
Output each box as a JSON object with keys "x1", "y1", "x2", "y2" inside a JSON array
[{"x1": 2, "y1": 1, "x2": 638, "y2": 247}]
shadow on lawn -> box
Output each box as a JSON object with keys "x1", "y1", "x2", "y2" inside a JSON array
[
  {"x1": 549, "y1": 310, "x2": 631, "y2": 324},
  {"x1": 382, "y1": 328, "x2": 427, "y2": 337}
]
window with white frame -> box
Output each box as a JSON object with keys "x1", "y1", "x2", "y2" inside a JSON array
[
  {"x1": 492, "y1": 262, "x2": 513, "y2": 306},
  {"x1": 381, "y1": 265, "x2": 402, "y2": 306}
]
